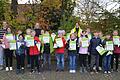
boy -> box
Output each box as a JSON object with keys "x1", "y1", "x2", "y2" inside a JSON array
[{"x1": 89, "y1": 30, "x2": 102, "y2": 74}]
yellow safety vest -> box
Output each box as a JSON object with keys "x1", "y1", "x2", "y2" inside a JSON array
[{"x1": 70, "y1": 27, "x2": 82, "y2": 37}]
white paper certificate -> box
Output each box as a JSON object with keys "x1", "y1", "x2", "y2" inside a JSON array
[
  {"x1": 69, "y1": 41, "x2": 76, "y2": 50},
  {"x1": 81, "y1": 38, "x2": 89, "y2": 48},
  {"x1": 36, "y1": 43, "x2": 41, "y2": 51},
  {"x1": 25, "y1": 35, "x2": 31, "y2": 41},
  {"x1": 10, "y1": 40, "x2": 16, "y2": 50},
  {"x1": 26, "y1": 37, "x2": 34, "y2": 47},
  {"x1": 17, "y1": 42, "x2": 22, "y2": 49},
  {"x1": 96, "y1": 46, "x2": 106, "y2": 55},
  {"x1": 43, "y1": 34, "x2": 50, "y2": 43},
  {"x1": 106, "y1": 41, "x2": 114, "y2": 51},
  {"x1": 55, "y1": 38, "x2": 63, "y2": 48},
  {"x1": 113, "y1": 36, "x2": 119, "y2": 45},
  {"x1": 6, "y1": 34, "x2": 14, "y2": 41}
]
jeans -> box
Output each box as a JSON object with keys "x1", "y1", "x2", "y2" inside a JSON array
[
  {"x1": 43, "y1": 53, "x2": 51, "y2": 69},
  {"x1": 90, "y1": 54, "x2": 99, "y2": 71},
  {"x1": 0, "y1": 46, "x2": 4, "y2": 65},
  {"x1": 69, "y1": 55, "x2": 76, "y2": 70},
  {"x1": 103, "y1": 55, "x2": 111, "y2": 71},
  {"x1": 16, "y1": 54, "x2": 25, "y2": 69},
  {"x1": 56, "y1": 53, "x2": 64, "y2": 70}
]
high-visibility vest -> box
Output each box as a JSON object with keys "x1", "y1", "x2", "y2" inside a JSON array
[{"x1": 70, "y1": 27, "x2": 82, "y2": 37}]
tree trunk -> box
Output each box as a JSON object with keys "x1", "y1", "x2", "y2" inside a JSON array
[{"x1": 11, "y1": 0, "x2": 18, "y2": 17}]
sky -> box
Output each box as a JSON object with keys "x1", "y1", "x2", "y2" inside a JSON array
[
  {"x1": 17, "y1": 0, "x2": 119, "y2": 11},
  {"x1": 18, "y1": 0, "x2": 41, "y2": 4}
]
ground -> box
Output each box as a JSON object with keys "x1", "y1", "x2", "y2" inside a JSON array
[{"x1": 0, "y1": 62, "x2": 120, "y2": 80}]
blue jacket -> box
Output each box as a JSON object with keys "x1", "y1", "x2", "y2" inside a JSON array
[
  {"x1": 88, "y1": 37, "x2": 102, "y2": 55},
  {"x1": 16, "y1": 40, "x2": 26, "y2": 55}
]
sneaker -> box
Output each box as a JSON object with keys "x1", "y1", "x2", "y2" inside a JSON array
[
  {"x1": 104, "y1": 71, "x2": 107, "y2": 74},
  {"x1": 0, "y1": 66, "x2": 3, "y2": 70},
  {"x1": 115, "y1": 69, "x2": 119, "y2": 72},
  {"x1": 93, "y1": 66, "x2": 96, "y2": 70},
  {"x1": 90, "y1": 71, "x2": 94, "y2": 74},
  {"x1": 5, "y1": 67, "x2": 9, "y2": 71},
  {"x1": 61, "y1": 69, "x2": 64, "y2": 72},
  {"x1": 111, "y1": 69, "x2": 113, "y2": 72},
  {"x1": 72, "y1": 70, "x2": 76, "y2": 73},
  {"x1": 30, "y1": 70, "x2": 35, "y2": 74},
  {"x1": 38, "y1": 71, "x2": 41, "y2": 74},
  {"x1": 16, "y1": 69, "x2": 20, "y2": 74},
  {"x1": 21, "y1": 68, "x2": 25, "y2": 74},
  {"x1": 80, "y1": 67, "x2": 83, "y2": 73},
  {"x1": 69, "y1": 70, "x2": 73, "y2": 73},
  {"x1": 108, "y1": 71, "x2": 111, "y2": 74},
  {"x1": 10, "y1": 67, "x2": 13, "y2": 71},
  {"x1": 99, "y1": 67, "x2": 102, "y2": 71},
  {"x1": 27, "y1": 64, "x2": 31, "y2": 68},
  {"x1": 56, "y1": 69, "x2": 59, "y2": 72},
  {"x1": 21, "y1": 67, "x2": 24, "y2": 70},
  {"x1": 83, "y1": 67, "x2": 87, "y2": 73}
]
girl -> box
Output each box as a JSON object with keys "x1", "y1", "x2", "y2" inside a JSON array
[
  {"x1": 79, "y1": 30, "x2": 89, "y2": 73},
  {"x1": 25, "y1": 28, "x2": 32, "y2": 68},
  {"x1": 42, "y1": 31, "x2": 53, "y2": 71},
  {"x1": 16, "y1": 30, "x2": 23, "y2": 40},
  {"x1": 67, "y1": 33, "x2": 77, "y2": 73},
  {"x1": 3, "y1": 27, "x2": 14, "y2": 71},
  {"x1": 16, "y1": 34, "x2": 26, "y2": 74},
  {"x1": 29, "y1": 30, "x2": 41, "y2": 74},
  {"x1": 54, "y1": 31, "x2": 66, "y2": 72},
  {"x1": 103, "y1": 33, "x2": 113, "y2": 74},
  {"x1": 111, "y1": 30, "x2": 120, "y2": 72}
]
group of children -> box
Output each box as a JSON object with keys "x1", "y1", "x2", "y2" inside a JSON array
[{"x1": 0, "y1": 22, "x2": 120, "y2": 75}]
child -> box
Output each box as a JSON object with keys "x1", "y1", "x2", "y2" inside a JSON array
[
  {"x1": 89, "y1": 30, "x2": 102, "y2": 74},
  {"x1": 111, "y1": 30, "x2": 120, "y2": 72},
  {"x1": 0, "y1": 21, "x2": 7, "y2": 70},
  {"x1": 54, "y1": 31, "x2": 66, "y2": 72},
  {"x1": 16, "y1": 30, "x2": 23, "y2": 40},
  {"x1": 67, "y1": 33, "x2": 77, "y2": 73},
  {"x1": 16, "y1": 34, "x2": 26, "y2": 74},
  {"x1": 103, "y1": 33, "x2": 113, "y2": 74},
  {"x1": 42, "y1": 31, "x2": 53, "y2": 71},
  {"x1": 98, "y1": 31, "x2": 104, "y2": 71},
  {"x1": 3, "y1": 27, "x2": 14, "y2": 71},
  {"x1": 86, "y1": 28, "x2": 93, "y2": 69},
  {"x1": 25, "y1": 28, "x2": 32, "y2": 68},
  {"x1": 79, "y1": 30, "x2": 89, "y2": 73},
  {"x1": 29, "y1": 30, "x2": 41, "y2": 74},
  {"x1": 79, "y1": 31, "x2": 89, "y2": 73}
]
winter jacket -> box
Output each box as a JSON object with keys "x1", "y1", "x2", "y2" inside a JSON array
[
  {"x1": 88, "y1": 36, "x2": 102, "y2": 55},
  {"x1": 16, "y1": 40, "x2": 26, "y2": 55},
  {"x1": 55, "y1": 37, "x2": 66, "y2": 54},
  {"x1": 29, "y1": 36, "x2": 40, "y2": 56}
]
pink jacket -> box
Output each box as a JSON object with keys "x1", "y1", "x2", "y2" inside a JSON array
[{"x1": 3, "y1": 34, "x2": 10, "y2": 49}]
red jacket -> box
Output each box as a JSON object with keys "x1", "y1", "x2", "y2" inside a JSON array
[
  {"x1": 29, "y1": 36, "x2": 40, "y2": 56},
  {"x1": 111, "y1": 37, "x2": 120, "y2": 54},
  {"x1": 114, "y1": 46, "x2": 120, "y2": 54},
  {"x1": 55, "y1": 37, "x2": 66, "y2": 54}
]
